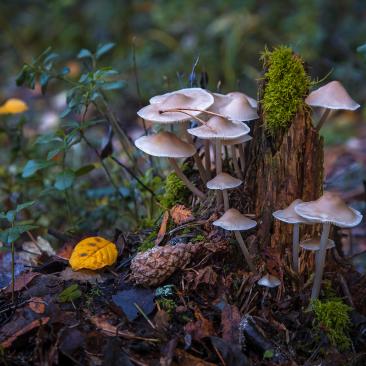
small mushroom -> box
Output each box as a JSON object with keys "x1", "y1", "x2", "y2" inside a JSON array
[
  {"x1": 305, "y1": 81, "x2": 360, "y2": 131},
  {"x1": 226, "y1": 91, "x2": 258, "y2": 109},
  {"x1": 300, "y1": 237, "x2": 335, "y2": 269},
  {"x1": 223, "y1": 135, "x2": 252, "y2": 177},
  {"x1": 295, "y1": 192, "x2": 363, "y2": 300},
  {"x1": 188, "y1": 116, "x2": 250, "y2": 205},
  {"x1": 134, "y1": 131, "x2": 206, "y2": 200},
  {"x1": 273, "y1": 199, "x2": 309, "y2": 273},
  {"x1": 206, "y1": 172, "x2": 242, "y2": 210},
  {"x1": 257, "y1": 274, "x2": 281, "y2": 288},
  {"x1": 213, "y1": 208, "x2": 256, "y2": 272}
]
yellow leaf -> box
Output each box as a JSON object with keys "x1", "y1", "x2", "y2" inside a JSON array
[
  {"x1": 170, "y1": 204, "x2": 194, "y2": 225},
  {"x1": 69, "y1": 236, "x2": 118, "y2": 270},
  {"x1": 0, "y1": 98, "x2": 28, "y2": 114}
]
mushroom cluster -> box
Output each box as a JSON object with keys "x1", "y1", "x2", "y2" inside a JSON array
[{"x1": 273, "y1": 192, "x2": 362, "y2": 300}]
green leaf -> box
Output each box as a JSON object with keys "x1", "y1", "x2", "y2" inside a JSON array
[
  {"x1": 357, "y1": 43, "x2": 366, "y2": 55},
  {"x1": 54, "y1": 169, "x2": 75, "y2": 190},
  {"x1": 15, "y1": 201, "x2": 36, "y2": 212},
  {"x1": 0, "y1": 224, "x2": 38, "y2": 244},
  {"x1": 75, "y1": 164, "x2": 95, "y2": 176},
  {"x1": 263, "y1": 350, "x2": 274, "y2": 359},
  {"x1": 47, "y1": 146, "x2": 64, "y2": 160},
  {"x1": 101, "y1": 80, "x2": 126, "y2": 90},
  {"x1": 22, "y1": 160, "x2": 54, "y2": 178},
  {"x1": 58, "y1": 284, "x2": 82, "y2": 303},
  {"x1": 77, "y1": 48, "x2": 93, "y2": 60},
  {"x1": 40, "y1": 73, "x2": 50, "y2": 94},
  {"x1": 96, "y1": 42, "x2": 115, "y2": 59},
  {"x1": 35, "y1": 133, "x2": 63, "y2": 145}
]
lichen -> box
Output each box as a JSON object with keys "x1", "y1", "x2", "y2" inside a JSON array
[
  {"x1": 160, "y1": 167, "x2": 189, "y2": 209},
  {"x1": 312, "y1": 298, "x2": 352, "y2": 351},
  {"x1": 260, "y1": 45, "x2": 311, "y2": 135}
]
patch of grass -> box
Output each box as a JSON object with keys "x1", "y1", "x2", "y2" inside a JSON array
[
  {"x1": 312, "y1": 298, "x2": 352, "y2": 351},
  {"x1": 261, "y1": 45, "x2": 311, "y2": 135}
]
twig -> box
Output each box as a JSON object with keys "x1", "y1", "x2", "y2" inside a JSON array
[
  {"x1": 133, "y1": 302, "x2": 156, "y2": 330},
  {"x1": 338, "y1": 273, "x2": 354, "y2": 307}
]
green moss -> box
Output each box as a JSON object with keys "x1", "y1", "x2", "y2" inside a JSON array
[
  {"x1": 192, "y1": 234, "x2": 205, "y2": 242},
  {"x1": 312, "y1": 298, "x2": 352, "y2": 351},
  {"x1": 160, "y1": 168, "x2": 189, "y2": 209},
  {"x1": 138, "y1": 229, "x2": 158, "y2": 252},
  {"x1": 156, "y1": 298, "x2": 176, "y2": 315},
  {"x1": 261, "y1": 45, "x2": 311, "y2": 135}
]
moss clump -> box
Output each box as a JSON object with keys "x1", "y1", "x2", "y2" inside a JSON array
[
  {"x1": 261, "y1": 45, "x2": 311, "y2": 135},
  {"x1": 312, "y1": 298, "x2": 352, "y2": 351},
  {"x1": 160, "y1": 168, "x2": 189, "y2": 209},
  {"x1": 138, "y1": 229, "x2": 158, "y2": 252}
]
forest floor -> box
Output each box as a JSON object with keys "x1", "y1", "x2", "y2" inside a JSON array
[{"x1": 0, "y1": 117, "x2": 366, "y2": 366}]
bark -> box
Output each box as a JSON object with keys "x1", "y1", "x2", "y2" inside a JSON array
[{"x1": 243, "y1": 91, "x2": 323, "y2": 253}]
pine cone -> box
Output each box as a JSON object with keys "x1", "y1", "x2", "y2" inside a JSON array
[{"x1": 130, "y1": 242, "x2": 199, "y2": 286}]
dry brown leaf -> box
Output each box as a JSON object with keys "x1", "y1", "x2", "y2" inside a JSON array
[
  {"x1": 174, "y1": 349, "x2": 216, "y2": 366},
  {"x1": 194, "y1": 266, "x2": 217, "y2": 289},
  {"x1": 184, "y1": 309, "x2": 215, "y2": 341},
  {"x1": 170, "y1": 204, "x2": 194, "y2": 225},
  {"x1": 28, "y1": 297, "x2": 46, "y2": 314},
  {"x1": 155, "y1": 211, "x2": 169, "y2": 245},
  {"x1": 1, "y1": 317, "x2": 49, "y2": 349},
  {"x1": 56, "y1": 243, "x2": 74, "y2": 260},
  {"x1": 60, "y1": 267, "x2": 104, "y2": 284},
  {"x1": 221, "y1": 304, "x2": 241, "y2": 344},
  {"x1": 5, "y1": 272, "x2": 40, "y2": 293}
]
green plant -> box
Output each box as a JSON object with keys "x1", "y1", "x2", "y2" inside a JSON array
[
  {"x1": 161, "y1": 169, "x2": 189, "y2": 209},
  {"x1": 0, "y1": 201, "x2": 38, "y2": 302},
  {"x1": 260, "y1": 45, "x2": 311, "y2": 135},
  {"x1": 312, "y1": 298, "x2": 352, "y2": 351},
  {"x1": 58, "y1": 284, "x2": 82, "y2": 303},
  {"x1": 156, "y1": 298, "x2": 176, "y2": 315}
]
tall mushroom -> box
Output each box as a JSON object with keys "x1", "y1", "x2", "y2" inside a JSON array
[
  {"x1": 206, "y1": 172, "x2": 242, "y2": 210},
  {"x1": 272, "y1": 199, "x2": 309, "y2": 273},
  {"x1": 223, "y1": 135, "x2": 252, "y2": 177},
  {"x1": 305, "y1": 81, "x2": 360, "y2": 131},
  {"x1": 300, "y1": 237, "x2": 335, "y2": 270},
  {"x1": 137, "y1": 88, "x2": 214, "y2": 183},
  {"x1": 294, "y1": 192, "x2": 362, "y2": 300},
  {"x1": 213, "y1": 208, "x2": 256, "y2": 272},
  {"x1": 134, "y1": 131, "x2": 206, "y2": 200}
]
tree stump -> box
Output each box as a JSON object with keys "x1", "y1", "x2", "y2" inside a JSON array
[{"x1": 243, "y1": 48, "x2": 324, "y2": 254}]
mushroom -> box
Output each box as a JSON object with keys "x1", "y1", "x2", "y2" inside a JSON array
[
  {"x1": 206, "y1": 172, "x2": 242, "y2": 210},
  {"x1": 213, "y1": 208, "x2": 256, "y2": 272},
  {"x1": 226, "y1": 91, "x2": 258, "y2": 109},
  {"x1": 300, "y1": 237, "x2": 335, "y2": 269},
  {"x1": 188, "y1": 116, "x2": 250, "y2": 205},
  {"x1": 305, "y1": 81, "x2": 360, "y2": 131},
  {"x1": 223, "y1": 135, "x2": 252, "y2": 177},
  {"x1": 137, "y1": 88, "x2": 214, "y2": 183},
  {"x1": 134, "y1": 131, "x2": 206, "y2": 200},
  {"x1": 273, "y1": 199, "x2": 309, "y2": 273},
  {"x1": 295, "y1": 192, "x2": 363, "y2": 300},
  {"x1": 257, "y1": 274, "x2": 281, "y2": 288}
]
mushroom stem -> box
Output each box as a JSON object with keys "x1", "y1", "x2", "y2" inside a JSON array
[
  {"x1": 230, "y1": 145, "x2": 243, "y2": 179},
  {"x1": 234, "y1": 231, "x2": 256, "y2": 272},
  {"x1": 168, "y1": 158, "x2": 206, "y2": 200},
  {"x1": 292, "y1": 223, "x2": 300, "y2": 273},
  {"x1": 223, "y1": 189, "x2": 230, "y2": 211},
  {"x1": 204, "y1": 140, "x2": 211, "y2": 177},
  {"x1": 239, "y1": 144, "x2": 246, "y2": 173},
  {"x1": 316, "y1": 109, "x2": 331, "y2": 131},
  {"x1": 160, "y1": 107, "x2": 226, "y2": 119},
  {"x1": 310, "y1": 222, "x2": 331, "y2": 301},
  {"x1": 215, "y1": 140, "x2": 223, "y2": 207},
  {"x1": 182, "y1": 130, "x2": 209, "y2": 184}
]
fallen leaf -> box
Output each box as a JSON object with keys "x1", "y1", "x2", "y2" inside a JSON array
[
  {"x1": 28, "y1": 297, "x2": 46, "y2": 314},
  {"x1": 60, "y1": 267, "x2": 104, "y2": 284},
  {"x1": 184, "y1": 309, "x2": 215, "y2": 341},
  {"x1": 210, "y1": 336, "x2": 249, "y2": 366},
  {"x1": 221, "y1": 304, "x2": 241, "y2": 344},
  {"x1": 112, "y1": 288, "x2": 155, "y2": 321},
  {"x1": 19, "y1": 236, "x2": 56, "y2": 265},
  {"x1": 194, "y1": 266, "x2": 217, "y2": 289},
  {"x1": 170, "y1": 204, "x2": 194, "y2": 225},
  {"x1": 156, "y1": 211, "x2": 169, "y2": 245},
  {"x1": 56, "y1": 243, "x2": 74, "y2": 260},
  {"x1": 69, "y1": 236, "x2": 118, "y2": 270},
  {"x1": 1, "y1": 317, "x2": 49, "y2": 349},
  {"x1": 174, "y1": 349, "x2": 216, "y2": 366},
  {"x1": 5, "y1": 272, "x2": 40, "y2": 293}
]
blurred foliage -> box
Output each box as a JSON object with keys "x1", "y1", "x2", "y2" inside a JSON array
[{"x1": 1, "y1": 0, "x2": 366, "y2": 101}]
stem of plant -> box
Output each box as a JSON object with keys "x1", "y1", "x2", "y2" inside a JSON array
[
  {"x1": 204, "y1": 140, "x2": 211, "y2": 176},
  {"x1": 311, "y1": 222, "x2": 331, "y2": 301},
  {"x1": 215, "y1": 139, "x2": 223, "y2": 207},
  {"x1": 239, "y1": 144, "x2": 246, "y2": 173},
  {"x1": 293, "y1": 223, "x2": 300, "y2": 273},
  {"x1": 168, "y1": 158, "x2": 206, "y2": 200},
  {"x1": 316, "y1": 108, "x2": 331, "y2": 131},
  {"x1": 234, "y1": 231, "x2": 256, "y2": 272},
  {"x1": 223, "y1": 189, "x2": 230, "y2": 211},
  {"x1": 230, "y1": 145, "x2": 243, "y2": 179}
]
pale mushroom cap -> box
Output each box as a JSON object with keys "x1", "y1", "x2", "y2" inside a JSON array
[
  {"x1": 222, "y1": 134, "x2": 252, "y2": 146},
  {"x1": 294, "y1": 191, "x2": 363, "y2": 228},
  {"x1": 273, "y1": 199, "x2": 310, "y2": 224},
  {"x1": 305, "y1": 81, "x2": 360, "y2": 111},
  {"x1": 258, "y1": 274, "x2": 281, "y2": 288},
  {"x1": 134, "y1": 131, "x2": 196, "y2": 158},
  {"x1": 209, "y1": 93, "x2": 231, "y2": 113},
  {"x1": 138, "y1": 88, "x2": 214, "y2": 124},
  {"x1": 226, "y1": 91, "x2": 258, "y2": 108},
  {"x1": 300, "y1": 237, "x2": 335, "y2": 251},
  {"x1": 220, "y1": 95, "x2": 258, "y2": 121},
  {"x1": 187, "y1": 116, "x2": 250, "y2": 140},
  {"x1": 206, "y1": 172, "x2": 242, "y2": 190},
  {"x1": 213, "y1": 208, "x2": 257, "y2": 231}
]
